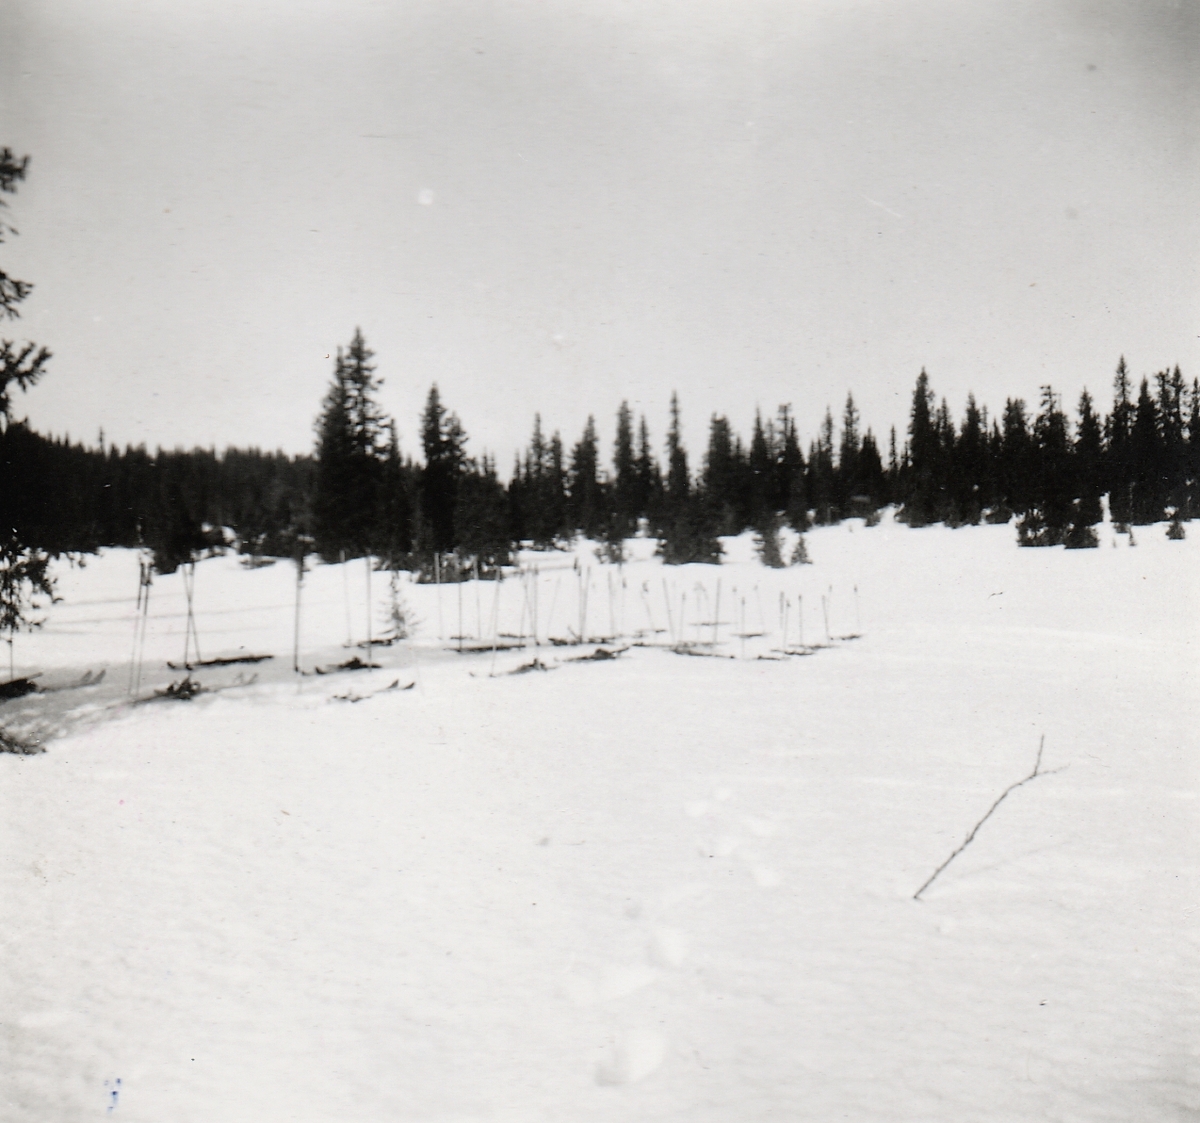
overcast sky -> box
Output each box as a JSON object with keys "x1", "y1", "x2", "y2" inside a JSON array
[{"x1": 2, "y1": 0, "x2": 1197, "y2": 469}]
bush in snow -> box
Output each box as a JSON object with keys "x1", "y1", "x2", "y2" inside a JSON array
[
  {"x1": 1016, "y1": 509, "x2": 1065, "y2": 547},
  {"x1": 1063, "y1": 524, "x2": 1099, "y2": 549},
  {"x1": 0, "y1": 536, "x2": 57, "y2": 680},
  {"x1": 595, "y1": 521, "x2": 626, "y2": 565},
  {"x1": 383, "y1": 570, "x2": 417, "y2": 640},
  {"x1": 754, "y1": 521, "x2": 785, "y2": 568}
]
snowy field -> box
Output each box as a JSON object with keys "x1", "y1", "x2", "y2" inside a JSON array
[{"x1": 2, "y1": 515, "x2": 1197, "y2": 1122}]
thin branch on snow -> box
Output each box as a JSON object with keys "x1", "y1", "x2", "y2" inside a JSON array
[{"x1": 913, "y1": 735, "x2": 1066, "y2": 901}]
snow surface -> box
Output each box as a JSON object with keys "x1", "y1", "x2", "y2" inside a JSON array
[{"x1": 2, "y1": 515, "x2": 1197, "y2": 1121}]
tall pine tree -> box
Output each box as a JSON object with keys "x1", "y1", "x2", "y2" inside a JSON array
[
  {"x1": 313, "y1": 329, "x2": 389, "y2": 560},
  {"x1": 419, "y1": 384, "x2": 466, "y2": 554},
  {"x1": 1074, "y1": 389, "x2": 1104, "y2": 527},
  {"x1": 568, "y1": 415, "x2": 606, "y2": 538},
  {"x1": 1107, "y1": 356, "x2": 1134, "y2": 524}
]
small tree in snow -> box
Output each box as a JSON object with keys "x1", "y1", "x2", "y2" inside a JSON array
[
  {"x1": 0, "y1": 149, "x2": 56, "y2": 680},
  {"x1": 382, "y1": 570, "x2": 417, "y2": 641},
  {"x1": 0, "y1": 537, "x2": 55, "y2": 679},
  {"x1": 754, "y1": 519, "x2": 785, "y2": 568}
]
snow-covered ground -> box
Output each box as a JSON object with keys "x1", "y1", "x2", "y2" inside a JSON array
[{"x1": 2, "y1": 515, "x2": 1197, "y2": 1122}]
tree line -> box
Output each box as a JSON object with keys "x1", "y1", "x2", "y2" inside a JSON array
[
  {"x1": 2, "y1": 142, "x2": 1196, "y2": 596},
  {"x1": 5, "y1": 330, "x2": 1197, "y2": 574}
]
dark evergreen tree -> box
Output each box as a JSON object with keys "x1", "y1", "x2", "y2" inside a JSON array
[
  {"x1": 612, "y1": 401, "x2": 638, "y2": 536},
  {"x1": 808, "y1": 408, "x2": 836, "y2": 525},
  {"x1": 512, "y1": 415, "x2": 569, "y2": 547},
  {"x1": 1129, "y1": 377, "x2": 1166, "y2": 524},
  {"x1": 657, "y1": 394, "x2": 720, "y2": 564},
  {"x1": 568, "y1": 415, "x2": 606, "y2": 538},
  {"x1": 1073, "y1": 389, "x2": 1104, "y2": 527},
  {"x1": 1018, "y1": 385, "x2": 1073, "y2": 545},
  {"x1": 999, "y1": 398, "x2": 1033, "y2": 516},
  {"x1": 0, "y1": 149, "x2": 50, "y2": 420},
  {"x1": 885, "y1": 426, "x2": 900, "y2": 508},
  {"x1": 1187, "y1": 378, "x2": 1200, "y2": 518},
  {"x1": 747, "y1": 410, "x2": 775, "y2": 529},
  {"x1": 836, "y1": 393, "x2": 862, "y2": 514},
  {"x1": 419, "y1": 384, "x2": 466, "y2": 553},
  {"x1": 777, "y1": 406, "x2": 808, "y2": 530},
  {"x1": 634, "y1": 415, "x2": 660, "y2": 530},
  {"x1": 146, "y1": 449, "x2": 218, "y2": 574},
  {"x1": 454, "y1": 453, "x2": 512, "y2": 570},
  {"x1": 1157, "y1": 366, "x2": 1188, "y2": 513},
  {"x1": 902, "y1": 371, "x2": 939, "y2": 526},
  {"x1": 547, "y1": 430, "x2": 569, "y2": 542},
  {"x1": 952, "y1": 394, "x2": 986, "y2": 525},
  {"x1": 313, "y1": 330, "x2": 389, "y2": 560},
  {"x1": 701, "y1": 414, "x2": 742, "y2": 536},
  {"x1": 664, "y1": 393, "x2": 689, "y2": 514},
  {"x1": 0, "y1": 148, "x2": 59, "y2": 651},
  {"x1": 377, "y1": 421, "x2": 413, "y2": 566},
  {"x1": 1107, "y1": 357, "x2": 1134, "y2": 525},
  {"x1": 933, "y1": 399, "x2": 956, "y2": 524},
  {"x1": 857, "y1": 430, "x2": 886, "y2": 513}
]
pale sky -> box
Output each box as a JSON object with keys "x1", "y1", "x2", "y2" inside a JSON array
[{"x1": 2, "y1": 0, "x2": 1197, "y2": 470}]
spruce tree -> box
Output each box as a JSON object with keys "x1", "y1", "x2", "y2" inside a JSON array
[
  {"x1": 418, "y1": 384, "x2": 467, "y2": 554},
  {"x1": 1107, "y1": 357, "x2": 1134, "y2": 524},
  {"x1": 1129, "y1": 377, "x2": 1166, "y2": 524},
  {"x1": 634, "y1": 415, "x2": 659, "y2": 530},
  {"x1": 885, "y1": 427, "x2": 900, "y2": 508},
  {"x1": 612, "y1": 402, "x2": 638, "y2": 536},
  {"x1": 1187, "y1": 378, "x2": 1200, "y2": 518},
  {"x1": 857, "y1": 430, "x2": 885, "y2": 513},
  {"x1": 665, "y1": 393, "x2": 689, "y2": 511},
  {"x1": 1157, "y1": 367, "x2": 1187, "y2": 512},
  {"x1": 702, "y1": 414, "x2": 741, "y2": 536},
  {"x1": 953, "y1": 395, "x2": 985, "y2": 525},
  {"x1": 778, "y1": 406, "x2": 808, "y2": 530},
  {"x1": 903, "y1": 370, "x2": 938, "y2": 526},
  {"x1": 454, "y1": 453, "x2": 512, "y2": 570},
  {"x1": 0, "y1": 149, "x2": 59, "y2": 658},
  {"x1": 1021, "y1": 385, "x2": 1073, "y2": 544},
  {"x1": 515, "y1": 415, "x2": 568, "y2": 547},
  {"x1": 808, "y1": 408, "x2": 836, "y2": 525},
  {"x1": 0, "y1": 150, "x2": 50, "y2": 420},
  {"x1": 547, "y1": 430, "x2": 569, "y2": 543},
  {"x1": 313, "y1": 329, "x2": 389, "y2": 560},
  {"x1": 568, "y1": 415, "x2": 606, "y2": 538},
  {"x1": 146, "y1": 449, "x2": 217, "y2": 573},
  {"x1": 1000, "y1": 398, "x2": 1033, "y2": 517},
  {"x1": 657, "y1": 394, "x2": 720, "y2": 563},
  {"x1": 1073, "y1": 389, "x2": 1104, "y2": 527},
  {"x1": 378, "y1": 421, "x2": 413, "y2": 566},
  {"x1": 933, "y1": 399, "x2": 956, "y2": 523},
  {"x1": 748, "y1": 410, "x2": 775, "y2": 529},
  {"x1": 836, "y1": 394, "x2": 862, "y2": 514}
]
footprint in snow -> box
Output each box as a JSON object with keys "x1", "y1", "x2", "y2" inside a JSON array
[
  {"x1": 647, "y1": 926, "x2": 688, "y2": 969},
  {"x1": 750, "y1": 866, "x2": 782, "y2": 889},
  {"x1": 562, "y1": 963, "x2": 658, "y2": 1007},
  {"x1": 743, "y1": 815, "x2": 778, "y2": 838},
  {"x1": 699, "y1": 833, "x2": 741, "y2": 859},
  {"x1": 595, "y1": 1028, "x2": 667, "y2": 1086}
]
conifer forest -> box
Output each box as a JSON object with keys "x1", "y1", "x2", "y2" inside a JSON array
[{"x1": 3, "y1": 330, "x2": 1196, "y2": 573}]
